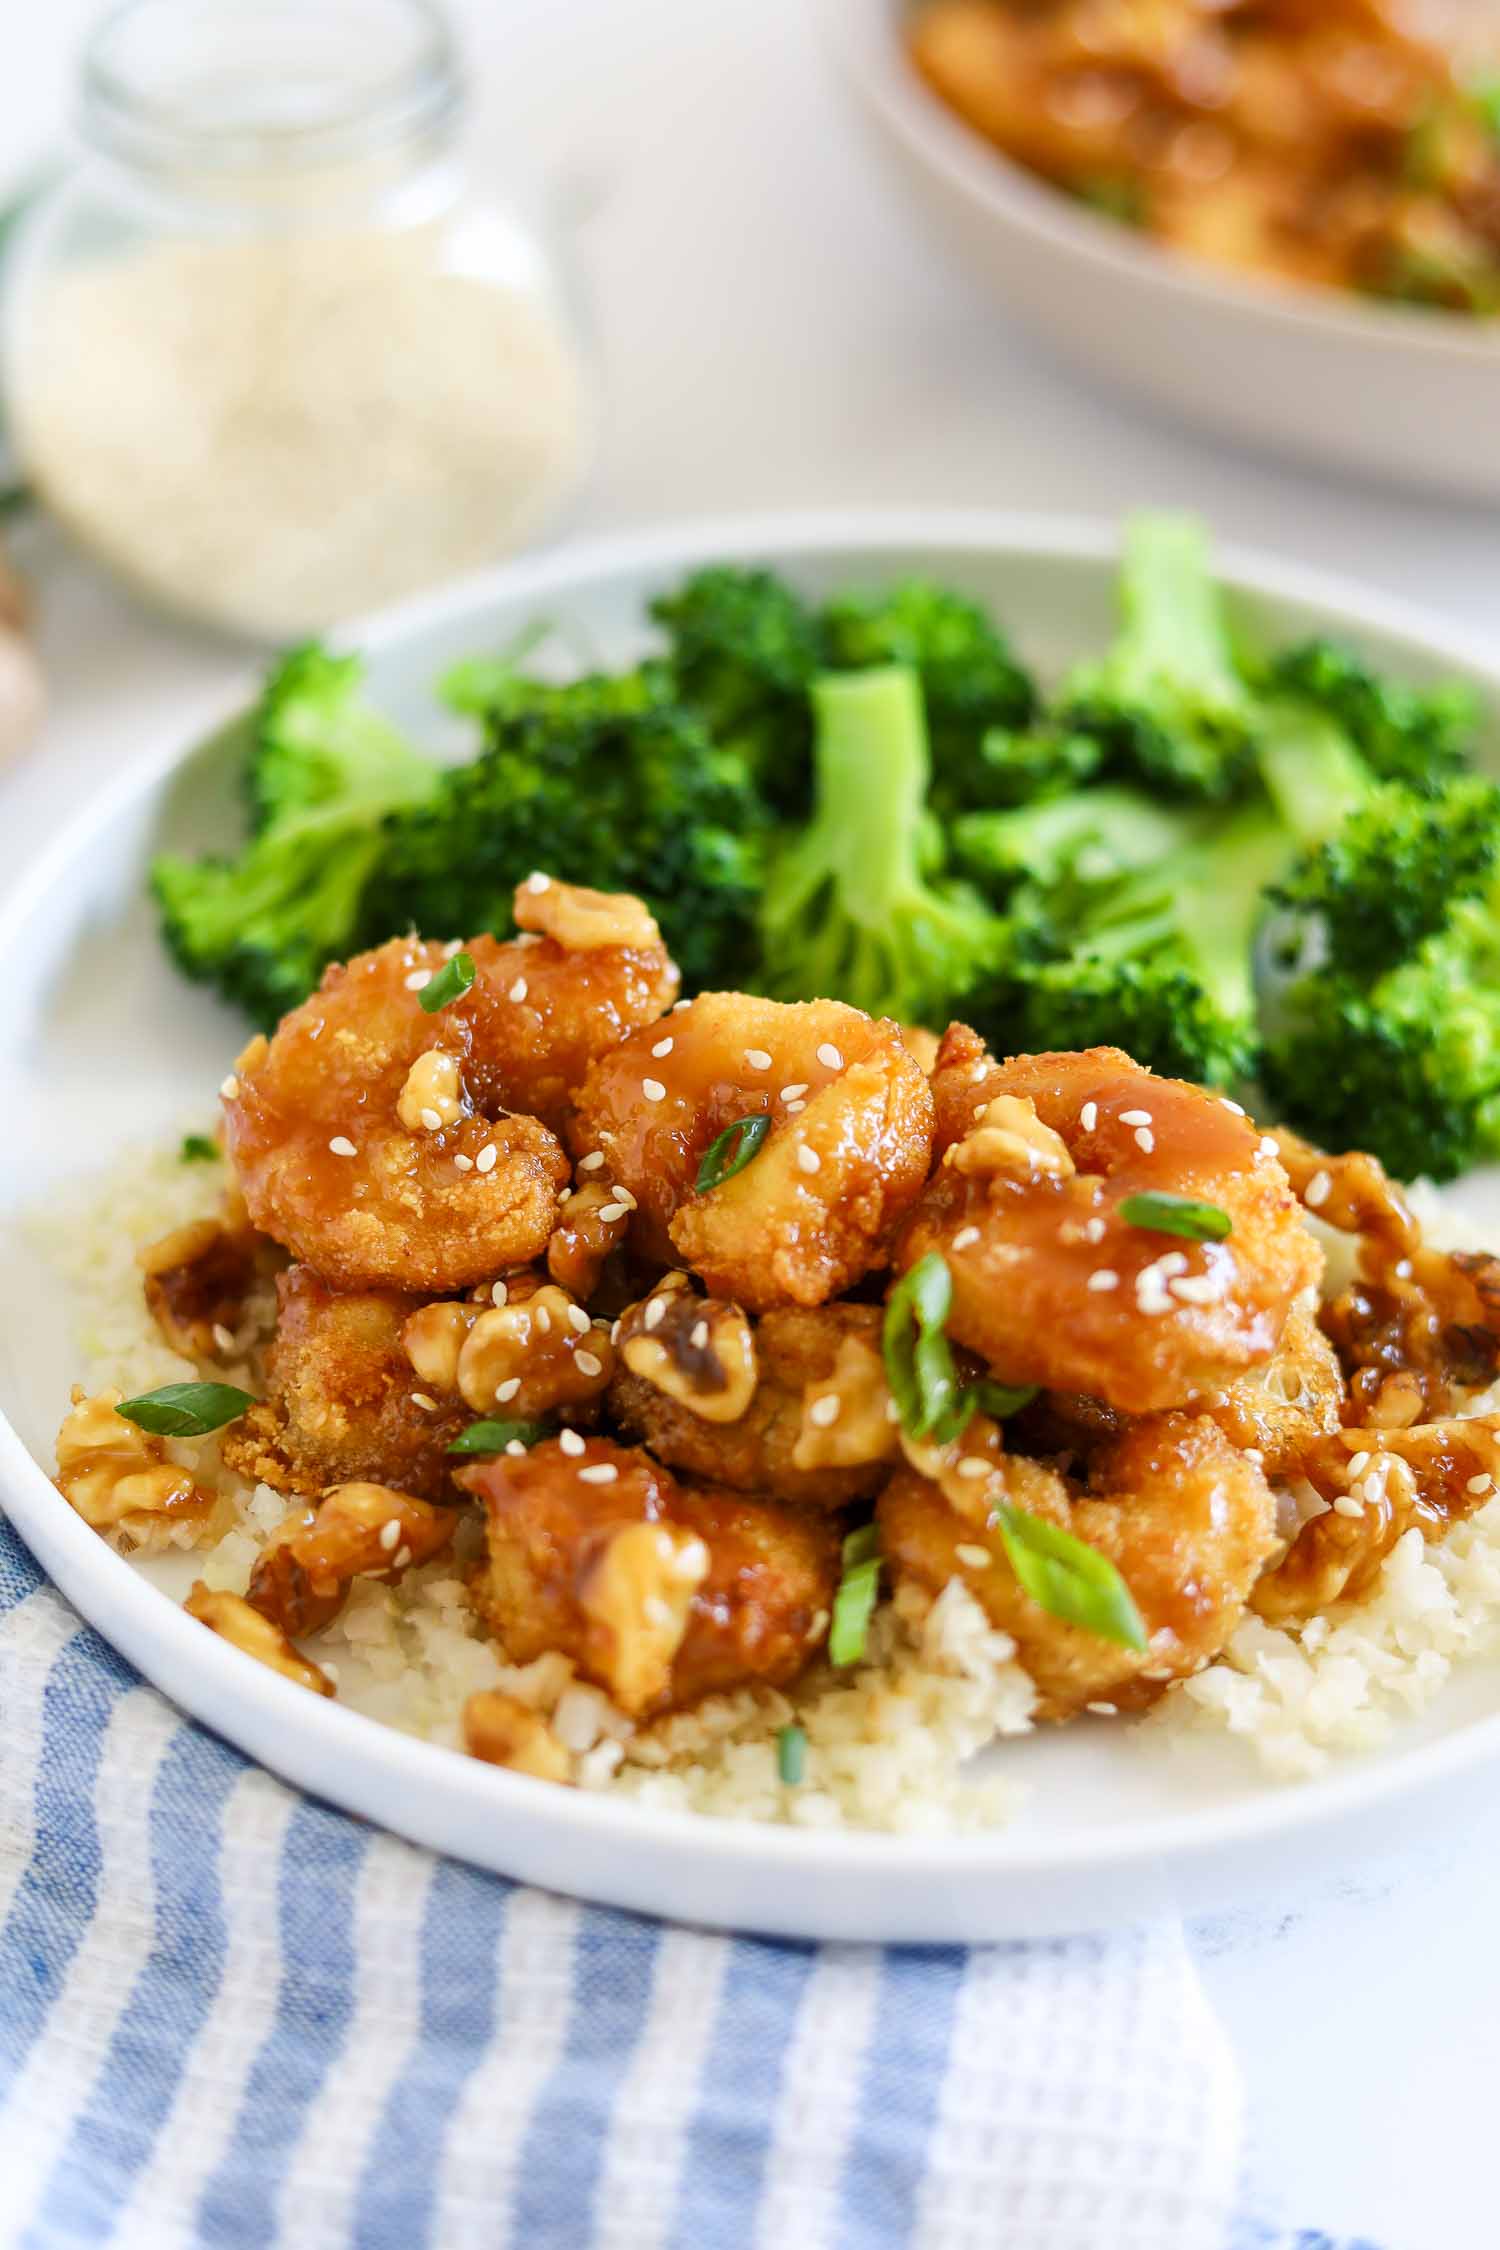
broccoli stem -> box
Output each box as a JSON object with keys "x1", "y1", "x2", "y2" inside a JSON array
[
  {"x1": 807, "y1": 666, "x2": 932, "y2": 915},
  {"x1": 1116, "y1": 514, "x2": 1244, "y2": 714},
  {"x1": 1256, "y1": 701, "x2": 1373, "y2": 849}
]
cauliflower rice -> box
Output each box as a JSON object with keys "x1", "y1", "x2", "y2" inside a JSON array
[{"x1": 31, "y1": 1138, "x2": 1500, "y2": 1827}]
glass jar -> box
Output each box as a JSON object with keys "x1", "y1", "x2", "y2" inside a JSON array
[{"x1": 1, "y1": 0, "x2": 592, "y2": 639}]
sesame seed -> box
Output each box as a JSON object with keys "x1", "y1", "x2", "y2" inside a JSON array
[
  {"x1": 1305, "y1": 1170, "x2": 1332, "y2": 1209},
  {"x1": 559, "y1": 1428, "x2": 585, "y2": 1457},
  {"x1": 1220, "y1": 1098, "x2": 1246, "y2": 1115},
  {"x1": 1363, "y1": 1472, "x2": 1385, "y2": 1504},
  {"x1": 612, "y1": 1187, "x2": 638, "y2": 1209},
  {"x1": 578, "y1": 1462, "x2": 619, "y2": 1485},
  {"x1": 575, "y1": 1350, "x2": 604, "y2": 1378},
  {"x1": 404, "y1": 968, "x2": 433, "y2": 992},
  {"x1": 509, "y1": 977, "x2": 528, "y2": 1004},
  {"x1": 566, "y1": 1304, "x2": 590, "y2": 1334},
  {"x1": 525, "y1": 871, "x2": 551, "y2": 894},
  {"x1": 952, "y1": 1225, "x2": 981, "y2": 1251},
  {"x1": 644, "y1": 1595, "x2": 675, "y2": 1628},
  {"x1": 1085, "y1": 1217, "x2": 1107, "y2": 1243},
  {"x1": 797, "y1": 1146, "x2": 821, "y2": 1175},
  {"x1": 1347, "y1": 1451, "x2": 1371, "y2": 1477},
  {"x1": 1080, "y1": 1101, "x2": 1097, "y2": 1132},
  {"x1": 491, "y1": 1281, "x2": 509, "y2": 1306},
  {"x1": 781, "y1": 1083, "x2": 808, "y2": 1102},
  {"x1": 817, "y1": 1043, "x2": 844, "y2": 1070},
  {"x1": 443, "y1": 938, "x2": 464, "y2": 959},
  {"x1": 598, "y1": 1203, "x2": 628, "y2": 1223},
  {"x1": 393, "y1": 1545, "x2": 412, "y2": 1570},
  {"x1": 1158, "y1": 1251, "x2": 1189, "y2": 1275},
  {"x1": 379, "y1": 1519, "x2": 402, "y2": 1552},
  {"x1": 651, "y1": 1037, "x2": 674, "y2": 1058},
  {"x1": 643, "y1": 1297, "x2": 666, "y2": 1331},
  {"x1": 411, "y1": 1392, "x2": 438, "y2": 1412},
  {"x1": 212, "y1": 1322, "x2": 236, "y2": 1354},
  {"x1": 420, "y1": 1107, "x2": 443, "y2": 1132},
  {"x1": 1086, "y1": 1701, "x2": 1117, "y2": 1717},
  {"x1": 642, "y1": 1078, "x2": 667, "y2": 1102},
  {"x1": 475, "y1": 1144, "x2": 497, "y2": 1175},
  {"x1": 744, "y1": 1049, "x2": 772, "y2": 1071},
  {"x1": 955, "y1": 1542, "x2": 991, "y2": 1570},
  {"x1": 1120, "y1": 1109, "x2": 1152, "y2": 1127},
  {"x1": 1469, "y1": 1473, "x2": 1494, "y2": 1496},
  {"x1": 808, "y1": 1394, "x2": 841, "y2": 1427},
  {"x1": 971, "y1": 1063, "x2": 989, "y2": 1082},
  {"x1": 691, "y1": 1319, "x2": 710, "y2": 1349},
  {"x1": 219, "y1": 1074, "x2": 239, "y2": 1100},
  {"x1": 1243, "y1": 1448, "x2": 1264, "y2": 1465},
  {"x1": 1134, "y1": 1127, "x2": 1154, "y2": 1155},
  {"x1": 453, "y1": 1153, "x2": 474, "y2": 1172},
  {"x1": 504, "y1": 1439, "x2": 527, "y2": 1457},
  {"x1": 957, "y1": 1457, "x2": 991, "y2": 1479},
  {"x1": 579, "y1": 1151, "x2": 605, "y2": 1172},
  {"x1": 1087, "y1": 1269, "x2": 1119, "y2": 1292},
  {"x1": 1168, "y1": 1274, "x2": 1221, "y2": 1304},
  {"x1": 496, "y1": 1377, "x2": 521, "y2": 1403},
  {"x1": 534, "y1": 1304, "x2": 552, "y2": 1335},
  {"x1": 672, "y1": 998, "x2": 692, "y2": 1012},
  {"x1": 1136, "y1": 1282, "x2": 1173, "y2": 1316},
  {"x1": 329, "y1": 1135, "x2": 357, "y2": 1158},
  {"x1": 785, "y1": 1101, "x2": 805, "y2": 1115},
  {"x1": 1333, "y1": 1495, "x2": 1364, "y2": 1518},
  {"x1": 1395, "y1": 1259, "x2": 1413, "y2": 1279},
  {"x1": 1258, "y1": 1135, "x2": 1279, "y2": 1158}
]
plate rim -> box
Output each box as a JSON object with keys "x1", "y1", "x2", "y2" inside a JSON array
[{"x1": 7, "y1": 504, "x2": 1500, "y2": 1929}]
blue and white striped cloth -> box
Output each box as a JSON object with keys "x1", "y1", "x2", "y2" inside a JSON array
[{"x1": 0, "y1": 1514, "x2": 1379, "y2": 2250}]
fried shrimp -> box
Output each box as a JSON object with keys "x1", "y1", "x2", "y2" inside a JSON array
[
  {"x1": 570, "y1": 994, "x2": 934, "y2": 1309},
  {"x1": 898, "y1": 1027, "x2": 1319, "y2": 1412},
  {"x1": 1275, "y1": 1127, "x2": 1500, "y2": 1422},
  {"x1": 879, "y1": 1410, "x2": 1278, "y2": 1719},
  {"x1": 610, "y1": 1293, "x2": 899, "y2": 1510},
  {"x1": 458, "y1": 1436, "x2": 840, "y2": 1718},
  {"x1": 221, "y1": 1264, "x2": 468, "y2": 1501}
]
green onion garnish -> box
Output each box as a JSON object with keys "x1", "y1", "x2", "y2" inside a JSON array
[
  {"x1": 828, "y1": 1523, "x2": 882, "y2": 1667},
  {"x1": 991, "y1": 1504, "x2": 1146, "y2": 1650},
  {"x1": 115, "y1": 1382, "x2": 257, "y2": 1438},
  {"x1": 178, "y1": 1134, "x2": 220, "y2": 1164},
  {"x1": 969, "y1": 1379, "x2": 1039, "y2": 1422},
  {"x1": 447, "y1": 1419, "x2": 550, "y2": 1456},
  {"x1": 777, "y1": 1724, "x2": 807, "y2": 1785},
  {"x1": 1118, "y1": 1191, "x2": 1232, "y2": 1243},
  {"x1": 419, "y1": 951, "x2": 476, "y2": 1013},
  {"x1": 695, "y1": 1114, "x2": 771, "y2": 1194},
  {"x1": 883, "y1": 1253, "x2": 969, "y2": 1441}
]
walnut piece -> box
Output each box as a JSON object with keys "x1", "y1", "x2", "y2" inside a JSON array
[
  {"x1": 247, "y1": 1480, "x2": 457, "y2": 1636},
  {"x1": 945, "y1": 1094, "x2": 1075, "y2": 1182},
  {"x1": 184, "y1": 1583, "x2": 334, "y2": 1695},
  {"x1": 397, "y1": 1049, "x2": 466, "y2": 1133},
  {"x1": 578, "y1": 1520, "x2": 711, "y2": 1715},
  {"x1": 618, "y1": 1275, "x2": 758, "y2": 1424},
  {"x1": 463, "y1": 1689, "x2": 572, "y2": 1780},
  {"x1": 54, "y1": 1388, "x2": 214, "y2": 1540},
  {"x1": 791, "y1": 1331, "x2": 899, "y2": 1472},
  {"x1": 512, "y1": 873, "x2": 661, "y2": 953}
]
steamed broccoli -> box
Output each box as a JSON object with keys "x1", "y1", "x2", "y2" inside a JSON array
[
  {"x1": 1263, "y1": 638, "x2": 1480, "y2": 796},
  {"x1": 650, "y1": 566, "x2": 823, "y2": 813},
  {"x1": 362, "y1": 664, "x2": 768, "y2": 989},
  {"x1": 152, "y1": 645, "x2": 439, "y2": 1029},
  {"x1": 1061, "y1": 514, "x2": 1257, "y2": 800},
  {"x1": 758, "y1": 666, "x2": 1001, "y2": 1025}
]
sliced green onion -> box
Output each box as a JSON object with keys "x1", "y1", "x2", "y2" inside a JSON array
[
  {"x1": 178, "y1": 1133, "x2": 220, "y2": 1164},
  {"x1": 828, "y1": 1524, "x2": 882, "y2": 1667},
  {"x1": 968, "y1": 1379, "x2": 1039, "y2": 1422},
  {"x1": 447, "y1": 1419, "x2": 550, "y2": 1456},
  {"x1": 115, "y1": 1382, "x2": 257, "y2": 1438},
  {"x1": 777, "y1": 1724, "x2": 807, "y2": 1786},
  {"x1": 991, "y1": 1504, "x2": 1146, "y2": 1650},
  {"x1": 883, "y1": 1253, "x2": 968, "y2": 1441},
  {"x1": 419, "y1": 950, "x2": 476, "y2": 1013},
  {"x1": 695, "y1": 1114, "x2": 770, "y2": 1194},
  {"x1": 1118, "y1": 1191, "x2": 1232, "y2": 1243}
]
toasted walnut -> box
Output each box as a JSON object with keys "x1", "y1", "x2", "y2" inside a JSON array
[
  {"x1": 463, "y1": 1690, "x2": 572, "y2": 1780},
  {"x1": 247, "y1": 1481, "x2": 457, "y2": 1636},
  {"x1": 55, "y1": 1388, "x2": 214, "y2": 1540},
  {"x1": 184, "y1": 1583, "x2": 334, "y2": 1695},
  {"x1": 618, "y1": 1275, "x2": 758, "y2": 1425},
  {"x1": 945, "y1": 1094, "x2": 1074, "y2": 1182},
  {"x1": 791, "y1": 1331, "x2": 899, "y2": 1472},
  {"x1": 513, "y1": 873, "x2": 661, "y2": 954},
  {"x1": 578, "y1": 1520, "x2": 711, "y2": 1715},
  {"x1": 453, "y1": 1283, "x2": 615, "y2": 1416},
  {"x1": 397, "y1": 1049, "x2": 466, "y2": 1134},
  {"x1": 402, "y1": 1300, "x2": 481, "y2": 1392},
  {"x1": 139, "y1": 1215, "x2": 264, "y2": 1359},
  {"x1": 547, "y1": 1181, "x2": 632, "y2": 1300}
]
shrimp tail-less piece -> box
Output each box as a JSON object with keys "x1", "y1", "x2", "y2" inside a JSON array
[
  {"x1": 457, "y1": 1436, "x2": 841, "y2": 1718},
  {"x1": 221, "y1": 878, "x2": 677, "y2": 1293},
  {"x1": 879, "y1": 1410, "x2": 1279, "y2": 1720},
  {"x1": 898, "y1": 1028, "x2": 1319, "y2": 1412},
  {"x1": 569, "y1": 993, "x2": 935, "y2": 1309}
]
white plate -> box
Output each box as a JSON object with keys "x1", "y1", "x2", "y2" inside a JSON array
[
  {"x1": 5, "y1": 509, "x2": 1500, "y2": 1944},
  {"x1": 819, "y1": 0, "x2": 1500, "y2": 504}
]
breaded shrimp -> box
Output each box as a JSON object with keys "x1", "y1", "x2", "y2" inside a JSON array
[
  {"x1": 570, "y1": 994, "x2": 934, "y2": 1309},
  {"x1": 898, "y1": 1027, "x2": 1320, "y2": 1412},
  {"x1": 458, "y1": 1436, "x2": 840, "y2": 1718},
  {"x1": 221, "y1": 1264, "x2": 468, "y2": 1501},
  {"x1": 610, "y1": 1294, "x2": 898, "y2": 1510},
  {"x1": 879, "y1": 1410, "x2": 1278, "y2": 1719}
]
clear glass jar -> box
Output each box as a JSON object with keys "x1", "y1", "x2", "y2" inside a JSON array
[{"x1": 1, "y1": 0, "x2": 592, "y2": 639}]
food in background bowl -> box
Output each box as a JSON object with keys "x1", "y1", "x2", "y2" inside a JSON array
[{"x1": 908, "y1": 0, "x2": 1500, "y2": 314}]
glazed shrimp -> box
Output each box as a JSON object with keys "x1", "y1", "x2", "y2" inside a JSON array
[
  {"x1": 897, "y1": 1028, "x2": 1320, "y2": 1412},
  {"x1": 569, "y1": 994, "x2": 934, "y2": 1309},
  {"x1": 878, "y1": 1410, "x2": 1279, "y2": 1719},
  {"x1": 223, "y1": 874, "x2": 672, "y2": 1292},
  {"x1": 458, "y1": 1436, "x2": 840, "y2": 1718}
]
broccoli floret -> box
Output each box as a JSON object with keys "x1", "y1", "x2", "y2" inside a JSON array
[
  {"x1": 990, "y1": 958, "x2": 1258, "y2": 1087},
  {"x1": 650, "y1": 566, "x2": 823, "y2": 813},
  {"x1": 819, "y1": 581, "x2": 1036, "y2": 806},
  {"x1": 758, "y1": 666, "x2": 1002, "y2": 1025},
  {"x1": 1061, "y1": 514, "x2": 1257, "y2": 801},
  {"x1": 954, "y1": 785, "x2": 1204, "y2": 895},
  {"x1": 363, "y1": 665, "x2": 767, "y2": 989},
  {"x1": 1264, "y1": 638, "x2": 1480, "y2": 797},
  {"x1": 152, "y1": 645, "x2": 439, "y2": 1029}
]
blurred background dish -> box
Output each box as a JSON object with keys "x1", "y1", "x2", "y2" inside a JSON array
[{"x1": 820, "y1": 0, "x2": 1500, "y2": 500}]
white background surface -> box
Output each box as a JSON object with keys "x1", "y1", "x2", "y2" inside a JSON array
[{"x1": 2, "y1": 3, "x2": 1497, "y2": 2244}]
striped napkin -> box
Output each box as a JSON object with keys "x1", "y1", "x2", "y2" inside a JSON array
[{"x1": 0, "y1": 1513, "x2": 1360, "y2": 2250}]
